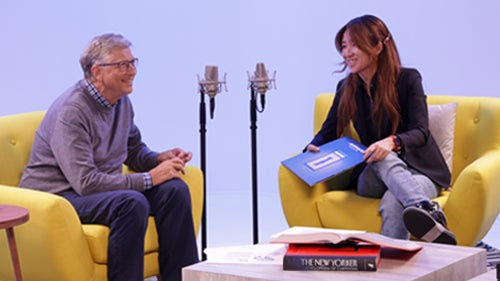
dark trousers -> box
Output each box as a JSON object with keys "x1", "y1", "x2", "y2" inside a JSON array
[{"x1": 60, "y1": 178, "x2": 199, "y2": 281}]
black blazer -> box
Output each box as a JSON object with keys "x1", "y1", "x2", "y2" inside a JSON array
[{"x1": 310, "y1": 68, "x2": 451, "y2": 188}]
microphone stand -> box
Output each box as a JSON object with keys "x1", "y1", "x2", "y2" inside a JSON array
[
  {"x1": 249, "y1": 84, "x2": 259, "y2": 244},
  {"x1": 248, "y1": 65, "x2": 275, "y2": 245},
  {"x1": 199, "y1": 86, "x2": 208, "y2": 260},
  {"x1": 198, "y1": 68, "x2": 226, "y2": 260}
]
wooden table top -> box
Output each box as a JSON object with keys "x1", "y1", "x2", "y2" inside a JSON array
[
  {"x1": 0, "y1": 205, "x2": 29, "y2": 229},
  {"x1": 183, "y1": 242, "x2": 488, "y2": 281}
]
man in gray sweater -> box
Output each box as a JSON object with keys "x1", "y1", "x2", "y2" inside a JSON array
[{"x1": 19, "y1": 33, "x2": 198, "y2": 281}]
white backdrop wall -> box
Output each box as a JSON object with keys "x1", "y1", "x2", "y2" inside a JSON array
[{"x1": 2, "y1": 0, "x2": 499, "y2": 245}]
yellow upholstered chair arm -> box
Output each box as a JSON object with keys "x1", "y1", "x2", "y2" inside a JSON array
[
  {"x1": 279, "y1": 164, "x2": 324, "y2": 227},
  {"x1": 179, "y1": 165, "x2": 204, "y2": 237},
  {"x1": 444, "y1": 150, "x2": 500, "y2": 246},
  {"x1": 0, "y1": 185, "x2": 96, "y2": 281},
  {"x1": 279, "y1": 164, "x2": 351, "y2": 227}
]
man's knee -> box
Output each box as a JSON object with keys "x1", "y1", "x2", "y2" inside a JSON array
[
  {"x1": 112, "y1": 190, "x2": 150, "y2": 221},
  {"x1": 158, "y1": 179, "x2": 191, "y2": 207}
]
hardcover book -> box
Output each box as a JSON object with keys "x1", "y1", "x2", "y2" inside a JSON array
[
  {"x1": 281, "y1": 136, "x2": 367, "y2": 186},
  {"x1": 283, "y1": 243, "x2": 381, "y2": 271},
  {"x1": 271, "y1": 226, "x2": 422, "y2": 252}
]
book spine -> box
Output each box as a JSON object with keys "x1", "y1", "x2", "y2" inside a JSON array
[{"x1": 283, "y1": 255, "x2": 377, "y2": 271}]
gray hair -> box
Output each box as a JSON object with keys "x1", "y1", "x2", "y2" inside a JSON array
[{"x1": 79, "y1": 33, "x2": 132, "y2": 79}]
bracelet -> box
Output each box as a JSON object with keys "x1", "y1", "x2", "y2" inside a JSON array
[{"x1": 391, "y1": 135, "x2": 401, "y2": 152}]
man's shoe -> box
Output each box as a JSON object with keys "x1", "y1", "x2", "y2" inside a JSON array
[{"x1": 403, "y1": 201, "x2": 457, "y2": 245}]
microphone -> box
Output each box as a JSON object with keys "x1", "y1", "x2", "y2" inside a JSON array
[
  {"x1": 205, "y1": 65, "x2": 219, "y2": 98},
  {"x1": 248, "y1": 62, "x2": 276, "y2": 111},
  {"x1": 198, "y1": 65, "x2": 227, "y2": 119},
  {"x1": 254, "y1": 63, "x2": 269, "y2": 95},
  {"x1": 205, "y1": 66, "x2": 218, "y2": 119}
]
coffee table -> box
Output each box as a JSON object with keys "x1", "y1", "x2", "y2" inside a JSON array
[
  {"x1": 468, "y1": 269, "x2": 497, "y2": 281},
  {"x1": 183, "y1": 242, "x2": 487, "y2": 281}
]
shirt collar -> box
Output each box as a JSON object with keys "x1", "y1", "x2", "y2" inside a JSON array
[{"x1": 84, "y1": 80, "x2": 113, "y2": 108}]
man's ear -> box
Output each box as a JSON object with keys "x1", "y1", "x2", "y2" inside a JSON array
[{"x1": 90, "y1": 64, "x2": 101, "y2": 81}]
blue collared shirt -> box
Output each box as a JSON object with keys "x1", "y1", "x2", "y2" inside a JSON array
[{"x1": 84, "y1": 80, "x2": 113, "y2": 108}]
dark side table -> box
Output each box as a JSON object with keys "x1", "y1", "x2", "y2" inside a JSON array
[{"x1": 0, "y1": 204, "x2": 29, "y2": 281}]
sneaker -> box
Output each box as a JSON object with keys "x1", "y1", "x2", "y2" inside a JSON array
[{"x1": 403, "y1": 201, "x2": 457, "y2": 245}]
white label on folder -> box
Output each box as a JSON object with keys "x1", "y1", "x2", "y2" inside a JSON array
[
  {"x1": 306, "y1": 151, "x2": 345, "y2": 171},
  {"x1": 348, "y1": 142, "x2": 365, "y2": 153}
]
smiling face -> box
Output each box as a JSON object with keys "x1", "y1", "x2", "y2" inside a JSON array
[
  {"x1": 341, "y1": 29, "x2": 380, "y2": 84},
  {"x1": 90, "y1": 47, "x2": 137, "y2": 104}
]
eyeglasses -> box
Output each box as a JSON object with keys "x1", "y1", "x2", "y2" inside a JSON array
[{"x1": 97, "y1": 58, "x2": 139, "y2": 72}]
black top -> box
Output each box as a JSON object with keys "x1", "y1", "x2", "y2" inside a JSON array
[{"x1": 310, "y1": 68, "x2": 451, "y2": 188}]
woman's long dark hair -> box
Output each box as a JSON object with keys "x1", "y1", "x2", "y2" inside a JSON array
[{"x1": 334, "y1": 15, "x2": 402, "y2": 137}]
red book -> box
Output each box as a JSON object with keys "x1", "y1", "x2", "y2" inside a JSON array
[{"x1": 283, "y1": 243, "x2": 381, "y2": 271}]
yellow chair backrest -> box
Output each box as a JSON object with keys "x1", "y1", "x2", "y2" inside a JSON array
[{"x1": 0, "y1": 111, "x2": 45, "y2": 186}]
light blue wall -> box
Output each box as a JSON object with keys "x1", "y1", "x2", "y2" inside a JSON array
[{"x1": 2, "y1": 0, "x2": 499, "y2": 244}]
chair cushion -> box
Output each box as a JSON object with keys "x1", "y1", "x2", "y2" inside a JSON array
[
  {"x1": 316, "y1": 190, "x2": 382, "y2": 233},
  {"x1": 82, "y1": 216, "x2": 159, "y2": 264},
  {"x1": 428, "y1": 102, "x2": 458, "y2": 172}
]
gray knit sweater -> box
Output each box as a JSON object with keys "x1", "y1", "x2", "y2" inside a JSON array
[{"x1": 19, "y1": 80, "x2": 159, "y2": 196}]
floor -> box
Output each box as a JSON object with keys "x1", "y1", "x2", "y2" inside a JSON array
[
  {"x1": 145, "y1": 189, "x2": 500, "y2": 280},
  {"x1": 483, "y1": 215, "x2": 500, "y2": 247}
]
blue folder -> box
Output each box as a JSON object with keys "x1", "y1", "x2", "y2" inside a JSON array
[{"x1": 282, "y1": 137, "x2": 367, "y2": 186}]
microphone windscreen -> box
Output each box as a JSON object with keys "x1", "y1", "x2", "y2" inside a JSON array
[
  {"x1": 254, "y1": 63, "x2": 268, "y2": 95},
  {"x1": 255, "y1": 63, "x2": 268, "y2": 80},
  {"x1": 205, "y1": 65, "x2": 218, "y2": 82},
  {"x1": 204, "y1": 65, "x2": 218, "y2": 97}
]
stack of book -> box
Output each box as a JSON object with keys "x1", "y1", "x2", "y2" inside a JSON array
[{"x1": 271, "y1": 226, "x2": 422, "y2": 271}]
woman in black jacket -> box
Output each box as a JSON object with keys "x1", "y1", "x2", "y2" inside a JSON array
[{"x1": 306, "y1": 15, "x2": 456, "y2": 244}]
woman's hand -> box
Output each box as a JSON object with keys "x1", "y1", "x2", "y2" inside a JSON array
[
  {"x1": 306, "y1": 144, "x2": 320, "y2": 152},
  {"x1": 363, "y1": 136, "x2": 395, "y2": 163}
]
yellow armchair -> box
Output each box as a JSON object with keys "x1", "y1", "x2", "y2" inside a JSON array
[
  {"x1": 0, "y1": 111, "x2": 204, "y2": 281},
  {"x1": 279, "y1": 94, "x2": 500, "y2": 246}
]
